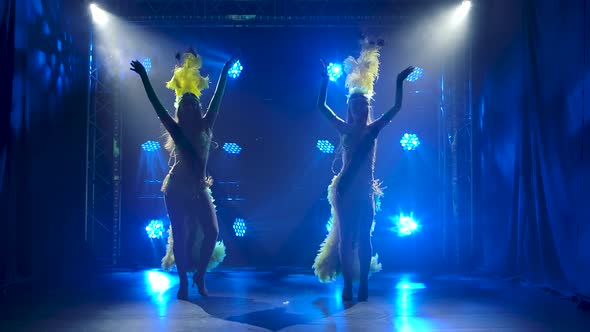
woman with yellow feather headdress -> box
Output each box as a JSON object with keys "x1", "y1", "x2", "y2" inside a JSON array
[
  {"x1": 130, "y1": 50, "x2": 236, "y2": 300},
  {"x1": 313, "y1": 37, "x2": 414, "y2": 301}
]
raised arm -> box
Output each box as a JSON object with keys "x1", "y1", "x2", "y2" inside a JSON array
[
  {"x1": 130, "y1": 60, "x2": 196, "y2": 156},
  {"x1": 130, "y1": 60, "x2": 179, "y2": 132},
  {"x1": 370, "y1": 66, "x2": 414, "y2": 133},
  {"x1": 204, "y1": 57, "x2": 236, "y2": 127},
  {"x1": 318, "y1": 60, "x2": 349, "y2": 133}
]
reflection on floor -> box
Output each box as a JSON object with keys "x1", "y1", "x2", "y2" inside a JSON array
[{"x1": 1, "y1": 268, "x2": 589, "y2": 331}]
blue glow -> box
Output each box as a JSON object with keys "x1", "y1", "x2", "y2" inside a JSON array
[
  {"x1": 316, "y1": 140, "x2": 335, "y2": 153},
  {"x1": 326, "y1": 217, "x2": 333, "y2": 233},
  {"x1": 394, "y1": 275, "x2": 430, "y2": 331},
  {"x1": 223, "y1": 142, "x2": 242, "y2": 154},
  {"x1": 42, "y1": 21, "x2": 50, "y2": 35},
  {"x1": 142, "y1": 58, "x2": 152, "y2": 74},
  {"x1": 228, "y1": 60, "x2": 243, "y2": 79},
  {"x1": 145, "y1": 219, "x2": 165, "y2": 239},
  {"x1": 34, "y1": 50, "x2": 46, "y2": 66},
  {"x1": 406, "y1": 67, "x2": 423, "y2": 82},
  {"x1": 145, "y1": 270, "x2": 171, "y2": 298},
  {"x1": 233, "y1": 218, "x2": 247, "y2": 237},
  {"x1": 390, "y1": 212, "x2": 420, "y2": 237},
  {"x1": 142, "y1": 140, "x2": 160, "y2": 152},
  {"x1": 327, "y1": 63, "x2": 343, "y2": 82},
  {"x1": 396, "y1": 281, "x2": 426, "y2": 290},
  {"x1": 400, "y1": 133, "x2": 421, "y2": 151}
]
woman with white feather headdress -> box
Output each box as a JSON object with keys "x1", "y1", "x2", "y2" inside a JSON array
[{"x1": 313, "y1": 37, "x2": 414, "y2": 301}]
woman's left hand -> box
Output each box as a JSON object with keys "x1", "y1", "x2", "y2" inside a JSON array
[
  {"x1": 225, "y1": 57, "x2": 239, "y2": 69},
  {"x1": 130, "y1": 60, "x2": 148, "y2": 77},
  {"x1": 397, "y1": 66, "x2": 415, "y2": 82}
]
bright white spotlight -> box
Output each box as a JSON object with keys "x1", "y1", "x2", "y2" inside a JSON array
[
  {"x1": 389, "y1": 212, "x2": 420, "y2": 237},
  {"x1": 453, "y1": 0, "x2": 472, "y2": 24},
  {"x1": 89, "y1": 3, "x2": 108, "y2": 26}
]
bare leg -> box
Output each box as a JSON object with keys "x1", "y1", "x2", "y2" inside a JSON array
[
  {"x1": 357, "y1": 200, "x2": 375, "y2": 301},
  {"x1": 337, "y1": 196, "x2": 359, "y2": 302},
  {"x1": 192, "y1": 192, "x2": 219, "y2": 296},
  {"x1": 165, "y1": 192, "x2": 190, "y2": 300},
  {"x1": 339, "y1": 236, "x2": 354, "y2": 301}
]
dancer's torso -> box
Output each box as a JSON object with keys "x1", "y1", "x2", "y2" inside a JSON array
[
  {"x1": 338, "y1": 126, "x2": 378, "y2": 196},
  {"x1": 167, "y1": 128, "x2": 212, "y2": 190}
]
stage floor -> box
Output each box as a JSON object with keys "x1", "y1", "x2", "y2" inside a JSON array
[{"x1": 1, "y1": 268, "x2": 589, "y2": 331}]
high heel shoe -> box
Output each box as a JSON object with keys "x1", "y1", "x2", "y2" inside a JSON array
[
  {"x1": 177, "y1": 287, "x2": 188, "y2": 300},
  {"x1": 357, "y1": 282, "x2": 368, "y2": 302},
  {"x1": 192, "y1": 273, "x2": 209, "y2": 297},
  {"x1": 342, "y1": 286, "x2": 353, "y2": 302},
  {"x1": 177, "y1": 278, "x2": 189, "y2": 300}
]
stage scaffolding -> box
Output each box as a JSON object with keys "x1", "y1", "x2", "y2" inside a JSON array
[{"x1": 84, "y1": 0, "x2": 473, "y2": 268}]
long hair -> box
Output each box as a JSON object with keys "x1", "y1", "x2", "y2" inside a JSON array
[
  {"x1": 331, "y1": 101, "x2": 377, "y2": 175},
  {"x1": 162, "y1": 99, "x2": 208, "y2": 154},
  {"x1": 163, "y1": 48, "x2": 209, "y2": 158}
]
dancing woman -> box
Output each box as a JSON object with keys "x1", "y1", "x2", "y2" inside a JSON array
[
  {"x1": 313, "y1": 39, "x2": 414, "y2": 301},
  {"x1": 130, "y1": 51, "x2": 235, "y2": 300}
]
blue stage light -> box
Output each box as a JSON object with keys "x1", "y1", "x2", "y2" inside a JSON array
[
  {"x1": 146, "y1": 219, "x2": 165, "y2": 239},
  {"x1": 389, "y1": 212, "x2": 420, "y2": 237},
  {"x1": 327, "y1": 63, "x2": 343, "y2": 82},
  {"x1": 146, "y1": 271, "x2": 171, "y2": 297},
  {"x1": 142, "y1": 140, "x2": 160, "y2": 152},
  {"x1": 400, "y1": 133, "x2": 421, "y2": 151},
  {"x1": 142, "y1": 58, "x2": 152, "y2": 74},
  {"x1": 233, "y1": 218, "x2": 247, "y2": 237},
  {"x1": 326, "y1": 216, "x2": 333, "y2": 233},
  {"x1": 316, "y1": 140, "x2": 335, "y2": 154},
  {"x1": 228, "y1": 60, "x2": 243, "y2": 79},
  {"x1": 406, "y1": 67, "x2": 423, "y2": 82},
  {"x1": 223, "y1": 142, "x2": 242, "y2": 154}
]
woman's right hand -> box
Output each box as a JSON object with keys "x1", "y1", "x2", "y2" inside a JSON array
[{"x1": 130, "y1": 60, "x2": 147, "y2": 77}]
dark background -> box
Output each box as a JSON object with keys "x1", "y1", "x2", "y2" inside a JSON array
[{"x1": 1, "y1": 0, "x2": 588, "y2": 299}]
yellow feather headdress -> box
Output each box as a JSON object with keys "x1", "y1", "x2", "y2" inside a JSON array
[
  {"x1": 166, "y1": 52, "x2": 209, "y2": 108},
  {"x1": 343, "y1": 40, "x2": 381, "y2": 100}
]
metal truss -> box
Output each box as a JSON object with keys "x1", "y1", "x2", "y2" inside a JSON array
[
  {"x1": 102, "y1": 0, "x2": 431, "y2": 26},
  {"x1": 85, "y1": 32, "x2": 123, "y2": 266}
]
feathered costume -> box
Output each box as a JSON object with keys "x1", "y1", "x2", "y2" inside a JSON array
[
  {"x1": 161, "y1": 186, "x2": 226, "y2": 272},
  {"x1": 343, "y1": 42, "x2": 381, "y2": 100},
  {"x1": 159, "y1": 52, "x2": 226, "y2": 272},
  {"x1": 312, "y1": 41, "x2": 384, "y2": 283},
  {"x1": 166, "y1": 53, "x2": 210, "y2": 108}
]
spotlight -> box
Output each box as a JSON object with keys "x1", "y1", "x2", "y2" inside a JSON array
[
  {"x1": 326, "y1": 217, "x2": 333, "y2": 233},
  {"x1": 145, "y1": 219, "x2": 165, "y2": 239},
  {"x1": 406, "y1": 67, "x2": 423, "y2": 82},
  {"x1": 327, "y1": 63, "x2": 343, "y2": 82},
  {"x1": 316, "y1": 140, "x2": 335, "y2": 154},
  {"x1": 223, "y1": 142, "x2": 242, "y2": 154},
  {"x1": 141, "y1": 140, "x2": 160, "y2": 152},
  {"x1": 89, "y1": 3, "x2": 108, "y2": 26},
  {"x1": 389, "y1": 212, "x2": 420, "y2": 237},
  {"x1": 142, "y1": 58, "x2": 152, "y2": 74},
  {"x1": 395, "y1": 281, "x2": 426, "y2": 289},
  {"x1": 228, "y1": 60, "x2": 243, "y2": 79},
  {"x1": 453, "y1": 0, "x2": 472, "y2": 23},
  {"x1": 400, "y1": 133, "x2": 421, "y2": 151},
  {"x1": 146, "y1": 271, "x2": 171, "y2": 296},
  {"x1": 233, "y1": 218, "x2": 247, "y2": 237}
]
